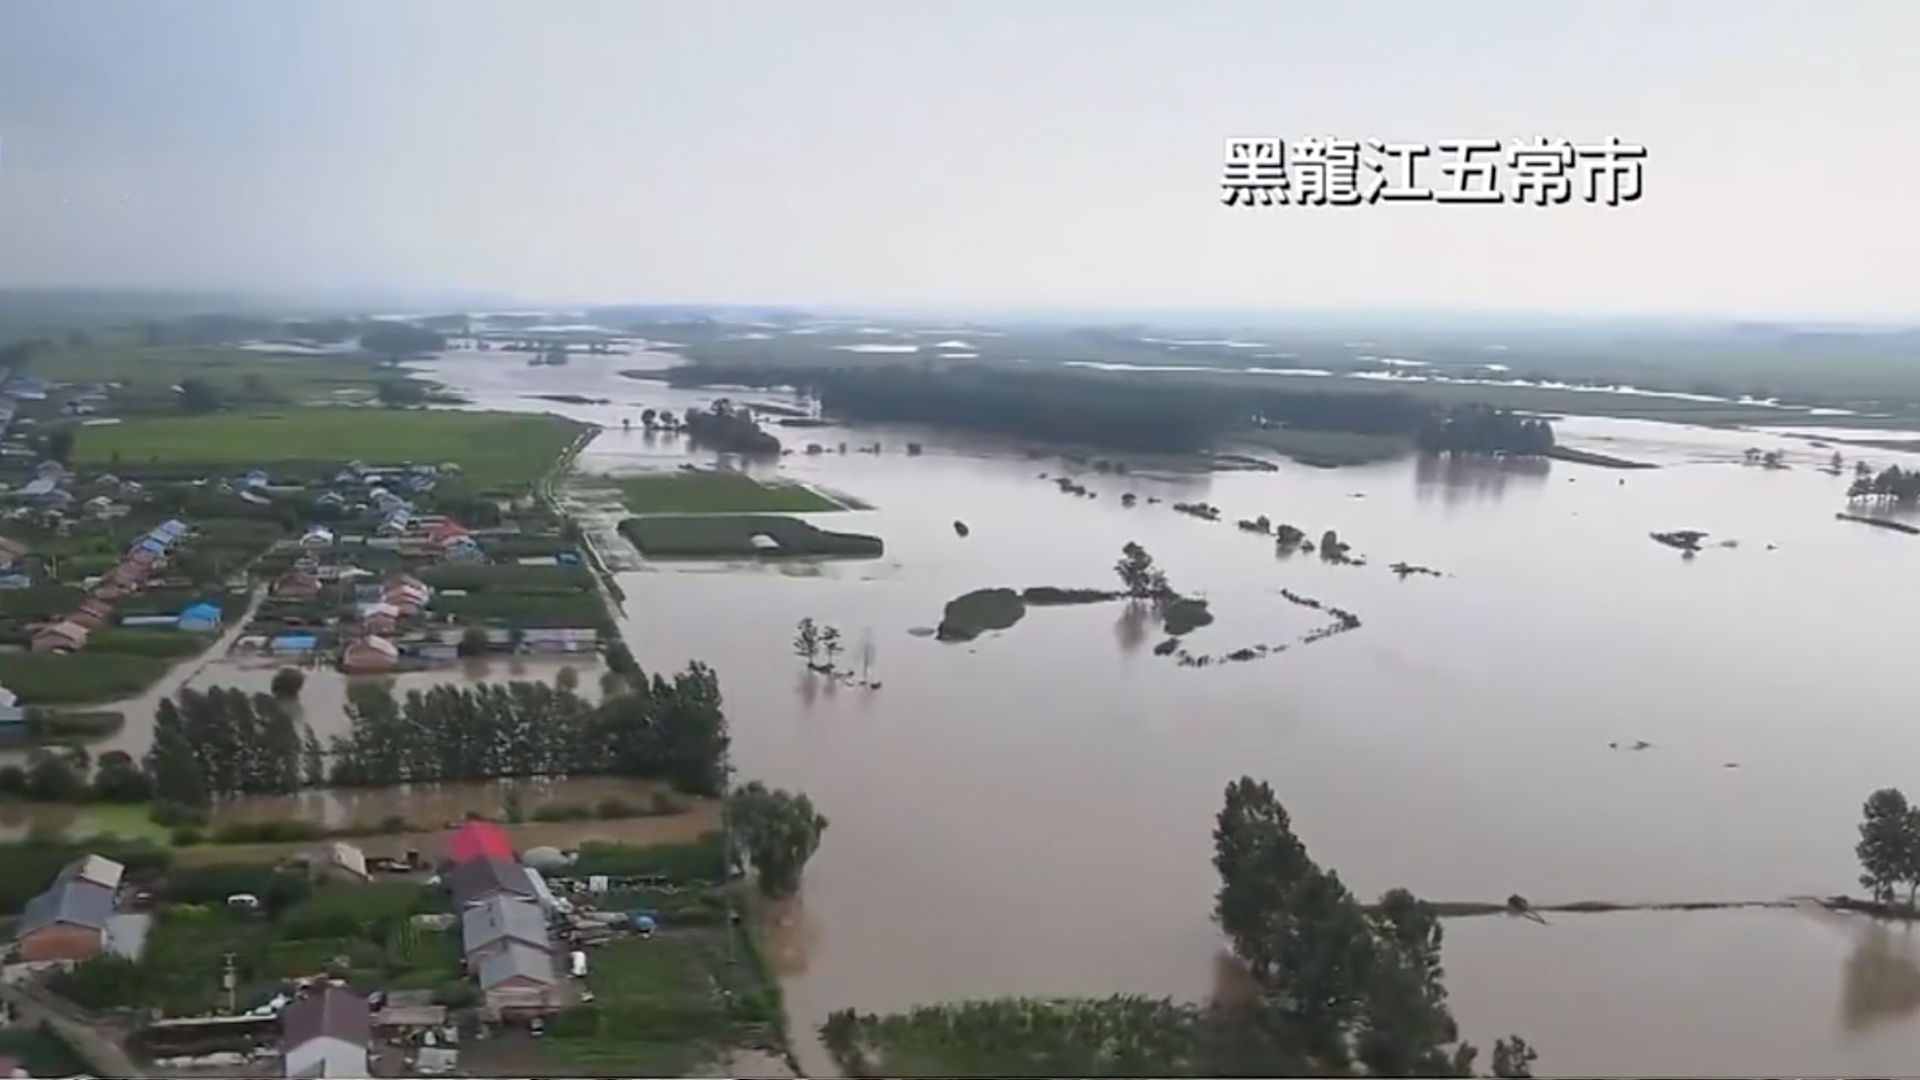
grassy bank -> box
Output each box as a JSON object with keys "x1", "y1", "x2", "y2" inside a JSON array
[
  {"x1": 620, "y1": 514, "x2": 883, "y2": 559},
  {"x1": 822, "y1": 997, "x2": 1207, "y2": 1078},
  {"x1": 74, "y1": 409, "x2": 586, "y2": 488},
  {"x1": 613, "y1": 470, "x2": 844, "y2": 514}
]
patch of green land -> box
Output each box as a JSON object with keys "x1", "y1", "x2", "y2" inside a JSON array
[
  {"x1": 73, "y1": 409, "x2": 585, "y2": 487},
  {"x1": 1160, "y1": 597, "x2": 1214, "y2": 635},
  {"x1": 613, "y1": 470, "x2": 844, "y2": 514},
  {"x1": 619, "y1": 515, "x2": 882, "y2": 559}
]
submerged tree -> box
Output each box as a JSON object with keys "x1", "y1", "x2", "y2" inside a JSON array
[
  {"x1": 1208, "y1": 777, "x2": 1536, "y2": 1076},
  {"x1": 793, "y1": 618, "x2": 822, "y2": 665},
  {"x1": 1857, "y1": 787, "x2": 1920, "y2": 907},
  {"x1": 729, "y1": 781, "x2": 829, "y2": 898},
  {"x1": 1115, "y1": 542, "x2": 1171, "y2": 600}
]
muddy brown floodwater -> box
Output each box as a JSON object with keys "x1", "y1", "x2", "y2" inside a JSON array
[{"x1": 44, "y1": 346, "x2": 1920, "y2": 1076}]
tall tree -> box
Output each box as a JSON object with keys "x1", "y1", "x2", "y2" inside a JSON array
[
  {"x1": 1856, "y1": 787, "x2": 1920, "y2": 906},
  {"x1": 729, "y1": 781, "x2": 829, "y2": 898},
  {"x1": 145, "y1": 697, "x2": 209, "y2": 809}
]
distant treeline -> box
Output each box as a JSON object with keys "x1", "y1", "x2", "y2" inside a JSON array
[{"x1": 668, "y1": 363, "x2": 1555, "y2": 456}]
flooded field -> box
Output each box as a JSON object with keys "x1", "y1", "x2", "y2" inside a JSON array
[{"x1": 26, "y1": 345, "x2": 1920, "y2": 1075}]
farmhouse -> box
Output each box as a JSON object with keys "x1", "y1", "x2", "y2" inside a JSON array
[
  {"x1": 14, "y1": 855, "x2": 124, "y2": 962},
  {"x1": 280, "y1": 985, "x2": 372, "y2": 1078},
  {"x1": 445, "y1": 856, "x2": 535, "y2": 909},
  {"x1": 460, "y1": 896, "x2": 550, "y2": 958}
]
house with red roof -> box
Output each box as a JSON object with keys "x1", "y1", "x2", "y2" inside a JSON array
[{"x1": 446, "y1": 819, "x2": 513, "y2": 864}]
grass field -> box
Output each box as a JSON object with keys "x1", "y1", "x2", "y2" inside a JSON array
[
  {"x1": 539, "y1": 928, "x2": 781, "y2": 1077},
  {"x1": 613, "y1": 470, "x2": 844, "y2": 514},
  {"x1": 620, "y1": 514, "x2": 883, "y2": 559},
  {"x1": 73, "y1": 408, "x2": 587, "y2": 487}
]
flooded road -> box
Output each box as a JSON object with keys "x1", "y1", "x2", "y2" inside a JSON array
[{"x1": 78, "y1": 348, "x2": 1920, "y2": 1074}]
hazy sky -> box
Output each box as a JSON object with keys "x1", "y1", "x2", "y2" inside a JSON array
[{"x1": 0, "y1": 1, "x2": 1911, "y2": 318}]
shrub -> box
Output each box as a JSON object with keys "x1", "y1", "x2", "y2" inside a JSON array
[{"x1": 270, "y1": 667, "x2": 306, "y2": 699}]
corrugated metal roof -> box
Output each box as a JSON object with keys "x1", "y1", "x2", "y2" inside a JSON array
[
  {"x1": 475, "y1": 941, "x2": 556, "y2": 989},
  {"x1": 446, "y1": 856, "x2": 533, "y2": 908},
  {"x1": 18, "y1": 878, "x2": 114, "y2": 934},
  {"x1": 281, "y1": 986, "x2": 371, "y2": 1049},
  {"x1": 461, "y1": 896, "x2": 549, "y2": 956},
  {"x1": 58, "y1": 854, "x2": 124, "y2": 891}
]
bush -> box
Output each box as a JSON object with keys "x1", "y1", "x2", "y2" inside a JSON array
[
  {"x1": 270, "y1": 667, "x2": 305, "y2": 699},
  {"x1": 170, "y1": 825, "x2": 204, "y2": 847},
  {"x1": 456, "y1": 627, "x2": 490, "y2": 658}
]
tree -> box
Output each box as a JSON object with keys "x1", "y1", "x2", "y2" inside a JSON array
[
  {"x1": 90, "y1": 750, "x2": 152, "y2": 803},
  {"x1": 819, "y1": 625, "x2": 844, "y2": 671},
  {"x1": 176, "y1": 378, "x2": 223, "y2": 414},
  {"x1": 457, "y1": 627, "x2": 491, "y2": 657},
  {"x1": 145, "y1": 696, "x2": 210, "y2": 809},
  {"x1": 1114, "y1": 542, "x2": 1169, "y2": 600},
  {"x1": 270, "y1": 667, "x2": 306, "y2": 700},
  {"x1": 1856, "y1": 787, "x2": 1920, "y2": 906},
  {"x1": 793, "y1": 618, "x2": 822, "y2": 664},
  {"x1": 359, "y1": 322, "x2": 447, "y2": 361},
  {"x1": 24, "y1": 749, "x2": 87, "y2": 802},
  {"x1": 729, "y1": 781, "x2": 828, "y2": 898},
  {"x1": 38, "y1": 426, "x2": 74, "y2": 465},
  {"x1": 375, "y1": 379, "x2": 431, "y2": 407},
  {"x1": 556, "y1": 665, "x2": 581, "y2": 694},
  {"x1": 1207, "y1": 777, "x2": 1536, "y2": 1077}
]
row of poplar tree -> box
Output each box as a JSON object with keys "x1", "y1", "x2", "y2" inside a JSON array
[{"x1": 142, "y1": 660, "x2": 730, "y2": 810}]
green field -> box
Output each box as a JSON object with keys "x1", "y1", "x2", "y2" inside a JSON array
[
  {"x1": 620, "y1": 514, "x2": 883, "y2": 559},
  {"x1": 73, "y1": 408, "x2": 586, "y2": 486},
  {"x1": 27, "y1": 344, "x2": 400, "y2": 406},
  {"x1": 613, "y1": 470, "x2": 844, "y2": 514}
]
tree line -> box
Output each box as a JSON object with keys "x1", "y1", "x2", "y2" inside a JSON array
[
  {"x1": 1847, "y1": 465, "x2": 1920, "y2": 503},
  {"x1": 682, "y1": 399, "x2": 782, "y2": 455},
  {"x1": 1413, "y1": 405, "x2": 1556, "y2": 457},
  {"x1": 140, "y1": 660, "x2": 731, "y2": 812},
  {"x1": 659, "y1": 363, "x2": 1555, "y2": 456}
]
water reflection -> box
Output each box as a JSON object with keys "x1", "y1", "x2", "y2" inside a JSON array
[
  {"x1": 1413, "y1": 454, "x2": 1551, "y2": 504},
  {"x1": 1113, "y1": 602, "x2": 1149, "y2": 656},
  {"x1": 1841, "y1": 921, "x2": 1920, "y2": 1034}
]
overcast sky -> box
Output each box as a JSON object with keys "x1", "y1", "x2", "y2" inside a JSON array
[{"x1": 0, "y1": 1, "x2": 1909, "y2": 318}]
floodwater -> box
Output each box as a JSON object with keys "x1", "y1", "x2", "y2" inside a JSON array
[
  {"x1": 408, "y1": 349, "x2": 1920, "y2": 1076},
  {"x1": 56, "y1": 344, "x2": 1920, "y2": 1075}
]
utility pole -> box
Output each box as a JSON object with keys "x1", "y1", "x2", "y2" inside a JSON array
[{"x1": 221, "y1": 953, "x2": 237, "y2": 1015}]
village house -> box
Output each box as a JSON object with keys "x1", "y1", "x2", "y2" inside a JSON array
[
  {"x1": 460, "y1": 896, "x2": 550, "y2": 959},
  {"x1": 177, "y1": 602, "x2": 223, "y2": 633},
  {"x1": 69, "y1": 597, "x2": 113, "y2": 631},
  {"x1": 275, "y1": 571, "x2": 322, "y2": 600},
  {"x1": 31, "y1": 619, "x2": 88, "y2": 654},
  {"x1": 475, "y1": 941, "x2": 560, "y2": 1012},
  {"x1": 310, "y1": 840, "x2": 370, "y2": 883},
  {"x1": 446, "y1": 856, "x2": 536, "y2": 909},
  {"x1": 14, "y1": 855, "x2": 124, "y2": 963},
  {"x1": 280, "y1": 985, "x2": 372, "y2": 1078},
  {"x1": 340, "y1": 635, "x2": 400, "y2": 674}
]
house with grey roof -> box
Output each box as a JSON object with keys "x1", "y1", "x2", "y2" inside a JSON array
[
  {"x1": 281, "y1": 985, "x2": 371, "y2": 1078},
  {"x1": 15, "y1": 869, "x2": 117, "y2": 963},
  {"x1": 460, "y1": 896, "x2": 549, "y2": 959},
  {"x1": 444, "y1": 855, "x2": 535, "y2": 909},
  {"x1": 475, "y1": 940, "x2": 558, "y2": 1011}
]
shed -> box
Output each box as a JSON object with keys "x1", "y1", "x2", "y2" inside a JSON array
[
  {"x1": 749, "y1": 533, "x2": 779, "y2": 551},
  {"x1": 31, "y1": 620, "x2": 88, "y2": 654},
  {"x1": 271, "y1": 633, "x2": 319, "y2": 656},
  {"x1": 311, "y1": 840, "x2": 370, "y2": 882},
  {"x1": 177, "y1": 603, "x2": 223, "y2": 633}
]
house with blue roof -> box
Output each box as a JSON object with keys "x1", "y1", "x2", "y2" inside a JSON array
[
  {"x1": 178, "y1": 603, "x2": 223, "y2": 633},
  {"x1": 133, "y1": 536, "x2": 166, "y2": 558}
]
